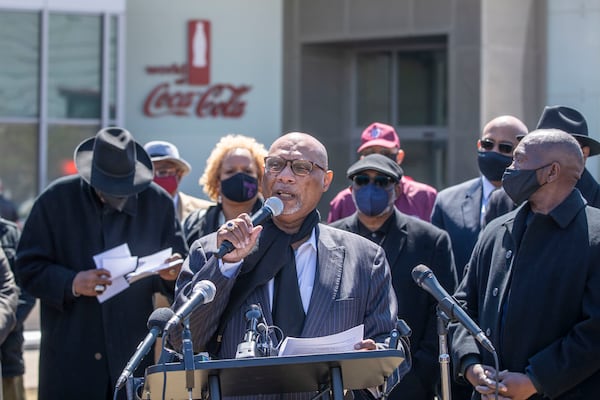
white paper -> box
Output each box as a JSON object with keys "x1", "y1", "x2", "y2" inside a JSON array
[
  {"x1": 96, "y1": 275, "x2": 130, "y2": 303},
  {"x1": 125, "y1": 248, "x2": 173, "y2": 283},
  {"x1": 278, "y1": 324, "x2": 365, "y2": 356},
  {"x1": 93, "y1": 244, "x2": 136, "y2": 303}
]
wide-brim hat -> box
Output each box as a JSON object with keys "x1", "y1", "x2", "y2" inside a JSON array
[
  {"x1": 347, "y1": 153, "x2": 404, "y2": 181},
  {"x1": 536, "y1": 105, "x2": 600, "y2": 156},
  {"x1": 144, "y1": 140, "x2": 191, "y2": 175},
  {"x1": 74, "y1": 127, "x2": 154, "y2": 196}
]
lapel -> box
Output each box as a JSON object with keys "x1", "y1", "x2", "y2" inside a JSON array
[
  {"x1": 380, "y1": 210, "x2": 407, "y2": 268},
  {"x1": 462, "y1": 178, "x2": 483, "y2": 230},
  {"x1": 302, "y1": 225, "x2": 345, "y2": 336}
]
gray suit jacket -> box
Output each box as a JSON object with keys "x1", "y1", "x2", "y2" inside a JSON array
[
  {"x1": 431, "y1": 177, "x2": 483, "y2": 279},
  {"x1": 171, "y1": 224, "x2": 398, "y2": 363}
]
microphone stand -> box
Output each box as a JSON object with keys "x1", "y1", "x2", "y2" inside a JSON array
[
  {"x1": 182, "y1": 316, "x2": 195, "y2": 400},
  {"x1": 436, "y1": 307, "x2": 452, "y2": 400}
]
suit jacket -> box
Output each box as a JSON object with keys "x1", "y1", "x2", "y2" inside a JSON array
[
  {"x1": 170, "y1": 224, "x2": 398, "y2": 399},
  {"x1": 452, "y1": 190, "x2": 600, "y2": 399},
  {"x1": 431, "y1": 177, "x2": 482, "y2": 279},
  {"x1": 331, "y1": 210, "x2": 457, "y2": 399}
]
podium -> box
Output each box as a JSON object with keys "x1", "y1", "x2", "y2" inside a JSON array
[{"x1": 142, "y1": 349, "x2": 404, "y2": 400}]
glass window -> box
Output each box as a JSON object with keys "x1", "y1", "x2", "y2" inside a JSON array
[
  {"x1": 356, "y1": 52, "x2": 391, "y2": 125},
  {"x1": 397, "y1": 49, "x2": 447, "y2": 126},
  {"x1": 0, "y1": 123, "x2": 38, "y2": 215},
  {"x1": 0, "y1": 12, "x2": 40, "y2": 118},
  {"x1": 48, "y1": 14, "x2": 102, "y2": 119},
  {"x1": 47, "y1": 124, "x2": 100, "y2": 184}
]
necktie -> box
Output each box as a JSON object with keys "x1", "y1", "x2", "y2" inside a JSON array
[{"x1": 272, "y1": 248, "x2": 305, "y2": 338}]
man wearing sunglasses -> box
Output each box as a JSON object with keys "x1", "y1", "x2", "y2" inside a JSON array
[
  {"x1": 431, "y1": 115, "x2": 527, "y2": 281},
  {"x1": 484, "y1": 105, "x2": 600, "y2": 225},
  {"x1": 330, "y1": 154, "x2": 458, "y2": 400},
  {"x1": 170, "y1": 133, "x2": 402, "y2": 399},
  {"x1": 327, "y1": 122, "x2": 437, "y2": 223}
]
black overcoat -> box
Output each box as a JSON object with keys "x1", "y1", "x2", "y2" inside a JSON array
[
  {"x1": 16, "y1": 175, "x2": 187, "y2": 400},
  {"x1": 452, "y1": 189, "x2": 600, "y2": 399}
]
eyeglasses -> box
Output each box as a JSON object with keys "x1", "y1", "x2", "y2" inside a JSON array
[
  {"x1": 352, "y1": 174, "x2": 395, "y2": 188},
  {"x1": 480, "y1": 139, "x2": 514, "y2": 155},
  {"x1": 154, "y1": 167, "x2": 178, "y2": 178},
  {"x1": 264, "y1": 156, "x2": 325, "y2": 176}
]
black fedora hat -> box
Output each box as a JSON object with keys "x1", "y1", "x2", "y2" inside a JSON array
[
  {"x1": 74, "y1": 127, "x2": 154, "y2": 196},
  {"x1": 536, "y1": 105, "x2": 600, "y2": 156}
]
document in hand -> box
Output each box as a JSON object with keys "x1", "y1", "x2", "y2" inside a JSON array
[
  {"x1": 93, "y1": 244, "x2": 173, "y2": 303},
  {"x1": 278, "y1": 324, "x2": 365, "y2": 356}
]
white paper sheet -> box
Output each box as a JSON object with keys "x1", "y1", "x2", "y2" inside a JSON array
[
  {"x1": 278, "y1": 324, "x2": 365, "y2": 356},
  {"x1": 125, "y1": 247, "x2": 173, "y2": 283}
]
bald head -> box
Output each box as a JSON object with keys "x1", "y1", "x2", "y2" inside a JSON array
[
  {"x1": 518, "y1": 129, "x2": 584, "y2": 182},
  {"x1": 482, "y1": 115, "x2": 528, "y2": 140},
  {"x1": 270, "y1": 132, "x2": 329, "y2": 169}
]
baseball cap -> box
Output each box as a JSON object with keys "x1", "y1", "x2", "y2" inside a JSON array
[{"x1": 357, "y1": 122, "x2": 400, "y2": 153}]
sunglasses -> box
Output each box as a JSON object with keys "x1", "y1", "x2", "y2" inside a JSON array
[
  {"x1": 264, "y1": 156, "x2": 325, "y2": 176},
  {"x1": 480, "y1": 139, "x2": 514, "y2": 155},
  {"x1": 352, "y1": 174, "x2": 395, "y2": 188}
]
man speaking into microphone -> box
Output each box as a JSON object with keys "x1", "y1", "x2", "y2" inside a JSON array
[{"x1": 169, "y1": 133, "x2": 399, "y2": 398}]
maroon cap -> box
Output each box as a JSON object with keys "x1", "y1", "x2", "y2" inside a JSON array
[{"x1": 357, "y1": 122, "x2": 400, "y2": 153}]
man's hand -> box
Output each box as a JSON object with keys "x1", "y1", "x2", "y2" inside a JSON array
[
  {"x1": 354, "y1": 339, "x2": 377, "y2": 351},
  {"x1": 158, "y1": 253, "x2": 183, "y2": 281},
  {"x1": 217, "y1": 213, "x2": 262, "y2": 263},
  {"x1": 466, "y1": 364, "x2": 508, "y2": 396},
  {"x1": 493, "y1": 371, "x2": 537, "y2": 400},
  {"x1": 73, "y1": 269, "x2": 112, "y2": 297}
]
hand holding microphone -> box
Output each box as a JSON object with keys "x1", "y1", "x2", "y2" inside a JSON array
[{"x1": 216, "y1": 197, "x2": 284, "y2": 261}]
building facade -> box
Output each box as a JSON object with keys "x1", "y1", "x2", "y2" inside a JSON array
[{"x1": 0, "y1": 0, "x2": 599, "y2": 216}]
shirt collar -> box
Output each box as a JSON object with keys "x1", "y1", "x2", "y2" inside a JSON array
[{"x1": 481, "y1": 175, "x2": 497, "y2": 200}]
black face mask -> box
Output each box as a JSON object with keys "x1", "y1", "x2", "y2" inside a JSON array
[
  {"x1": 96, "y1": 191, "x2": 129, "y2": 212},
  {"x1": 220, "y1": 172, "x2": 258, "y2": 203},
  {"x1": 478, "y1": 151, "x2": 513, "y2": 182},
  {"x1": 502, "y1": 165, "x2": 550, "y2": 205}
]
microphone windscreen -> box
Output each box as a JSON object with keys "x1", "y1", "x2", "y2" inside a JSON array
[
  {"x1": 264, "y1": 197, "x2": 284, "y2": 216},
  {"x1": 411, "y1": 264, "x2": 431, "y2": 285},
  {"x1": 147, "y1": 307, "x2": 175, "y2": 331}
]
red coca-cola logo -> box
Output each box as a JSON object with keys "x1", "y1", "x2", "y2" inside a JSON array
[
  {"x1": 141, "y1": 19, "x2": 252, "y2": 119},
  {"x1": 143, "y1": 82, "x2": 251, "y2": 118}
]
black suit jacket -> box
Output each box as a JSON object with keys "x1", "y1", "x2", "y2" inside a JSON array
[
  {"x1": 331, "y1": 210, "x2": 458, "y2": 399},
  {"x1": 431, "y1": 177, "x2": 483, "y2": 280}
]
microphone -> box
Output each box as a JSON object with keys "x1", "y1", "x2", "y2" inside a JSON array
[
  {"x1": 115, "y1": 307, "x2": 174, "y2": 390},
  {"x1": 411, "y1": 264, "x2": 496, "y2": 353},
  {"x1": 164, "y1": 280, "x2": 216, "y2": 332},
  {"x1": 216, "y1": 196, "x2": 284, "y2": 258},
  {"x1": 235, "y1": 304, "x2": 263, "y2": 359}
]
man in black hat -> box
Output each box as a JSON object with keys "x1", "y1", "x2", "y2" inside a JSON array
[
  {"x1": 331, "y1": 154, "x2": 458, "y2": 400},
  {"x1": 485, "y1": 105, "x2": 600, "y2": 224},
  {"x1": 16, "y1": 127, "x2": 187, "y2": 400}
]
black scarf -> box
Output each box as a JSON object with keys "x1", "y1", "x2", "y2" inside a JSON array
[{"x1": 208, "y1": 209, "x2": 320, "y2": 354}]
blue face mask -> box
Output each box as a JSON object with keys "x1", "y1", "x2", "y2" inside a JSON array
[{"x1": 353, "y1": 184, "x2": 392, "y2": 217}]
